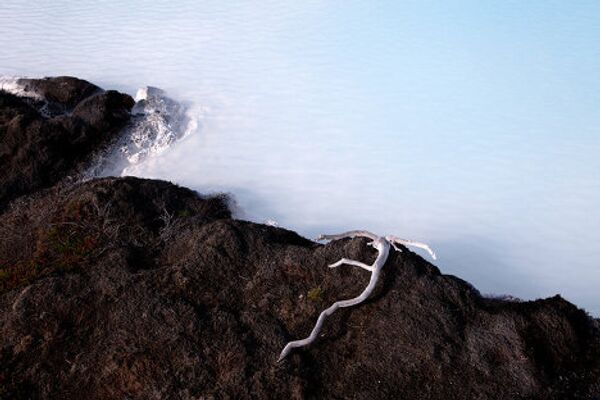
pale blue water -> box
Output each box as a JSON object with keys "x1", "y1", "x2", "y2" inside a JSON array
[{"x1": 1, "y1": 1, "x2": 599, "y2": 314}]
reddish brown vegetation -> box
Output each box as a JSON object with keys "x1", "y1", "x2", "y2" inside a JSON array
[{"x1": 0, "y1": 77, "x2": 134, "y2": 211}]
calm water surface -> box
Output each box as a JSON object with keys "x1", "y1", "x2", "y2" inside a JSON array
[{"x1": 1, "y1": 1, "x2": 599, "y2": 314}]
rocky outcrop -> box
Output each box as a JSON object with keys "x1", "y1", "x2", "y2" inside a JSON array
[
  {"x1": 0, "y1": 176, "x2": 598, "y2": 400},
  {"x1": 0, "y1": 77, "x2": 598, "y2": 400},
  {"x1": 17, "y1": 76, "x2": 103, "y2": 112},
  {"x1": 0, "y1": 77, "x2": 134, "y2": 211}
]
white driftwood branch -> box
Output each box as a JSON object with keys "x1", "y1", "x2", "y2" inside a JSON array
[
  {"x1": 385, "y1": 235, "x2": 437, "y2": 260},
  {"x1": 278, "y1": 231, "x2": 437, "y2": 362},
  {"x1": 328, "y1": 258, "x2": 373, "y2": 272},
  {"x1": 278, "y1": 235, "x2": 389, "y2": 362},
  {"x1": 315, "y1": 230, "x2": 378, "y2": 242}
]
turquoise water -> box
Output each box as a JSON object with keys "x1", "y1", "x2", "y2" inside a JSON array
[{"x1": 1, "y1": 1, "x2": 599, "y2": 314}]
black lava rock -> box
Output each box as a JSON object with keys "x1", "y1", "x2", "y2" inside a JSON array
[{"x1": 0, "y1": 77, "x2": 134, "y2": 211}]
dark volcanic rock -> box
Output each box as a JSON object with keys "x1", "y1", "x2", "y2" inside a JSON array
[
  {"x1": 0, "y1": 77, "x2": 134, "y2": 211},
  {"x1": 0, "y1": 177, "x2": 598, "y2": 400},
  {"x1": 18, "y1": 76, "x2": 102, "y2": 111}
]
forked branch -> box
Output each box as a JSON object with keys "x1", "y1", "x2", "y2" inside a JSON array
[{"x1": 278, "y1": 231, "x2": 436, "y2": 361}]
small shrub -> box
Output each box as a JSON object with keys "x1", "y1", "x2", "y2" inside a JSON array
[
  {"x1": 307, "y1": 287, "x2": 323, "y2": 302},
  {"x1": 177, "y1": 209, "x2": 192, "y2": 218}
]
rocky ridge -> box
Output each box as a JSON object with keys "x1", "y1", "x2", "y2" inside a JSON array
[{"x1": 0, "y1": 76, "x2": 134, "y2": 211}]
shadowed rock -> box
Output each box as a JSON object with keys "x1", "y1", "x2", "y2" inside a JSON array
[
  {"x1": 17, "y1": 76, "x2": 102, "y2": 111},
  {"x1": 0, "y1": 77, "x2": 134, "y2": 211}
]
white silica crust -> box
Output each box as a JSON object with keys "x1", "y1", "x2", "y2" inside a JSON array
[
  {"x1": 0, "y1": 76, "x2": 43, "y2": 100},
  {"x1": 134, "y1": 87, "x2": 151, "y2": 102},
  {"x1": 122, "y1": 86, "x2": 196, "y2": 166},
  {"x1": 278, "y1": 230, "x2": 436, "y2": 362},
  {"x1": 87, "y1": 86, "x2": 198, "y2": 177}
]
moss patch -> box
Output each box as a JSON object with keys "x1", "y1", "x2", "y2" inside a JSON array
[{"x1": 307, "y1": 286, "x2": 323, "y2": 302}]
